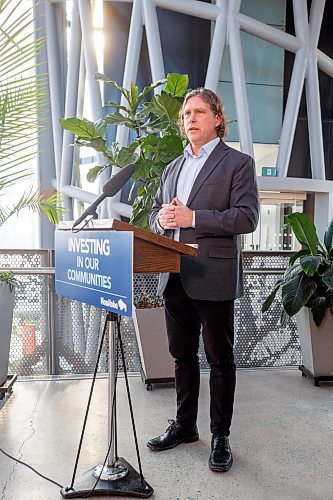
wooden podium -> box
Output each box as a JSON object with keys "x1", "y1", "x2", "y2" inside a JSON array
[
  {"x1": 81, "y1": 218, "x2": 198, "y2": 272},
  {"x1": 58, "y1": 219, "x2": 197, "y2": 498}
]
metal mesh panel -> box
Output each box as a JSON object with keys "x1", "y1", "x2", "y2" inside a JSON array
[
  {"x1": 0, "y1": 251, "x2": 50, "y2": 377},
  {"x1": 132, "y1": 267, "x2": 301, "y2": 369},
  {"x1": 0, "y1": 250, "x2": 48, "y2": 268},
  {"x1": 55, "y1": 299, "x2": 142, "y2": 374},
  {"x1": 2, "y1": 250, "x2": 301, "y2": 376},
  {"x1": 234, "y1": 252, "x2": 301, "y2": 368},
  {"x1": 235, "y1": 274, "x2": 300, "y2": 367}
]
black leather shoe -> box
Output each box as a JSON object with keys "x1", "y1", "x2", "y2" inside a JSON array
[
  {"x1": 147, "y1": 420, "x2": 199, "y2": 451},
  {"x1": 209, "y1": 435, "x2": 233, "y2": 472}
]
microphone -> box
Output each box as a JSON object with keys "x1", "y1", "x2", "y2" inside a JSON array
[{"x1": 72, "y1": 163, "x2": 136, "y2": 229}]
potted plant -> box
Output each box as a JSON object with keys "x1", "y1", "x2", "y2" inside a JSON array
[
  {"x1": 60, "y1": 72, "x2": 189, "y2": 228},
  {"x1": 0, "y1": 0, "x2": 64, "y2": 389},
  {"x1": 262, "y1": 212, "x2": 333, "y2": 385},
  {"x1": 60, "y1": 72, "x2": 190, "y2": 384}
]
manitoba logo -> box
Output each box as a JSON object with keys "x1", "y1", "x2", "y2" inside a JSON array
[
  {"x1": 100, "y1": 297, "x2": 118, "y2": 309},
  {"x1": 100, "y1": 297, "x2": 127, "y2": 312}
]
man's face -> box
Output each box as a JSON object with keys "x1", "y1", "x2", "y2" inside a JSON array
[{"x1": 183, "y1": 96, "x2": 221, "y2": 151}]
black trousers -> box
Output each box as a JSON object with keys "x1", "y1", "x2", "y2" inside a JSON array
[{"x1": 164, "y1": 273, "x2": 236, "y2": 436}]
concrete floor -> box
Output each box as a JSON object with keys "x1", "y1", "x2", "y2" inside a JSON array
[{"x1": 0, "y1": 369, "x2": 333, "y2": 500}]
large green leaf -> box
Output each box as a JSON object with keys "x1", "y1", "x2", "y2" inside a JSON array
[
  {"x1": 165, "y1": 73, "x2": 189, "y2": 97},
  {"x1": 142, "y1": 114, "x2": 170, "y2": 134},
  {"x1": 300, "y1": 255, "x2": 323, "y2": 276},
  {"x1": 261, "y1": 279, "x2": 283, "y2": 312},
  {"x1": 75, "y1": 137, "x2": 108, "y2": 155},
  {"x1": 324, "y1": 218, "x2": 333, "y2": 252},
  {"x1": 283, "y1": 263, "x2": 302, "y2": 282},
  {"x1": 321, "y1": 264, "x2": 333, "y2": 290},
  {"x1": 289, "y1": 249, "x2": 309, "y2": 266},
  {"x1": 280, "y1": 308, "x2": 290, "y2": 327},
  {"x1": 286, "y1": 212, "x2": 319, "y2": 255},
  {"x1": 157, "y1": 134, "x2": 183, "y2": 163},
  {"x1": 104, "y1": 112, "x2": 134, "y2": 127},
  {"x1": 145, "y1": 93, "x2": 181, "y2": 120},
  {"x1": 86, "y1": 165, "x2": 106, "y2": 183},
  {"x1": 60, "y1": 117, "x2": 100, "y2": 138},
  {"x1": 94, "y1": 119, "x2": 107, "y2": 137},
  {"x1": 129, "y1": 82, "x2": 139, "y2": 112},
  {"x1": 106, "y1": 101, "x2": 130, "y2": 113},
  {"x1": 135, "y1": 79, "x2": 166, "y2": 106},
  {"x1": 311, "y1": 296, "x2": 327, "y2": 327},
  {"x1": 281, "y1": 273, "x2": 317, "y2": 316},
  {"x1": 116, "y1": 143, "x2": 141, "y2": 167}
]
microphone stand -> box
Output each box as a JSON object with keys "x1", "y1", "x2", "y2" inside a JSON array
[
  {"x1": 93, "y1": 312, "x2": 128, "y2": 482},
  {"x1": 61, "y1": 219, "x2": 153, "y2": 498}
]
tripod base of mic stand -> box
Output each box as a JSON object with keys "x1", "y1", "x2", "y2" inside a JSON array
[
  {"x1": 60, "y1": 457, "x2": 154, "y2": 498},
  {"x1": 93, "y1": 460, "x2": 128, "y2": 480}
]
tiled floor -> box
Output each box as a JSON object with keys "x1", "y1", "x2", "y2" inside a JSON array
[{"x1": 1, "y1": 369, "x2": 333, "y2": 500}]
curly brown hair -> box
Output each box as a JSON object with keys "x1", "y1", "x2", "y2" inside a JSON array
[{"x1": 178, "y1": 88, "x2": 228, "y2": 140}]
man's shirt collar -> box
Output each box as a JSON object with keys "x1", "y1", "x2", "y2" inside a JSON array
[{"x1": 184, "y1": 136, "x2": 220, "y2": 159}]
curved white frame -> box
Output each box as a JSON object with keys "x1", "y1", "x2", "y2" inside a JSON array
[{"x1": 44, "y1": 0, "x2": 333, "y2": 220}]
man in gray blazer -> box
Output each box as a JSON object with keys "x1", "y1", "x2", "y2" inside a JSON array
[{"x1": 147, "y1": 88, "x2": 259, "y2": 472}]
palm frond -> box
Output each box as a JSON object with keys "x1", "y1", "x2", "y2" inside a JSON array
[
  {"x1": 0, "y1": 186, "x2": 66, "y2": 227},
  {"x1": 0, "y1": 0, "x2": 47, "y2": 190}
]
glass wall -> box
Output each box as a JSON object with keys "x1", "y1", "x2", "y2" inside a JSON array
[
  {"x1": 219, "y1": 0, "x2": 286, "y2": 172},
  {"x1": 217, "y1": 0, "x2": 304, "y2": 251}
]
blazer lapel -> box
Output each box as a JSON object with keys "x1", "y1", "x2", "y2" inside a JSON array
[
  {"x1": 169, "y1": 156, "x2": 186, "y2": 200},
  {"x1": 187, "y1": 140, "x2": 229, "y2": 206}
]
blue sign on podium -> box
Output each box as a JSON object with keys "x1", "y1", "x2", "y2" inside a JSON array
[{"x1": 55, "y1": 230, "x2": 133, "y2": 317}]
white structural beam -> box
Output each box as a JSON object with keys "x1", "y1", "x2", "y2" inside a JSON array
[
  {"x1": 277, "y1": 0, "x2": 308, "y2": 177},
  {"x1": 116, "y1": 0, "x2": 144, "y2": 148},
  {"x1": 154, "y1": 0, "x2": 220, "y2": 20},
  {"x1": 317, "y1": 50, "x2": 333, "y2": 78},
  {"x1": 228, "y1": 0, "x2": 253, "y2": 156},
  {"x1": 305, "y1": 0, "x2": 326, "y2": 180},
  {"x1": 205, "y1": 0, "x2": 228, "y2": 91},
  {"x1": 104, "y1": 0, "x2": 145, "y2": 219},
  {"x1": 77, "y1": 0, "x2": 103, "y2": 120},
  {"x1": 53, "y1": 0, "x2": 333, "y2": 222},
  {"x1": 60, "y1": 0, "x2": 82, "y2": 215},
  {"x1": 45, "y1": 1, "x2": 64, "y2": 182},
  {"x1": 143, "y1": 0, "x2": 165, "y2": 82},
  {"x1": 237, "y1": 13, "x2": 303, "y2": 53}
]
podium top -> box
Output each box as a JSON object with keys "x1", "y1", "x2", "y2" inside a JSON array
[
  {"x1": 58, "y1": 219, "x2": 197, "y2": 257},
  {"x1": 58, "y1": 219, "x2": 198, "y2": 273}
]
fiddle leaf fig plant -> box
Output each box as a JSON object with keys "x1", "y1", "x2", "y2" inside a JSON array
[
  {"x1": 60, "y1": 72, "x2": 189, "y2": 229},
  {"x1": 262, "y1": 212, "x2": 333, "y2": 327}
]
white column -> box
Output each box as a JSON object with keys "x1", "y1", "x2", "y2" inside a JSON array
[
  {"x1": 305, "y1": 0, "x2": 326, "y2": 180},
  {"x1": 228, "y1": 0, "x2": 253, "y2": 156}
]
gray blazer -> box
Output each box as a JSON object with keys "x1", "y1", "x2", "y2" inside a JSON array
[{"x1": 150, "y1": 140, "x2": 259, "y2": 301}]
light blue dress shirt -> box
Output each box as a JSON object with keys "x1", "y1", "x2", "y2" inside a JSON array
[{"x1": 173, "y1": 136, "x2": 220, "y2": 241}]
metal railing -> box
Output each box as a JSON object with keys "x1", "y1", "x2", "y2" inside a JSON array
[{"x1": 0, "y1": 250, "x2": 300, "y2": 377}]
